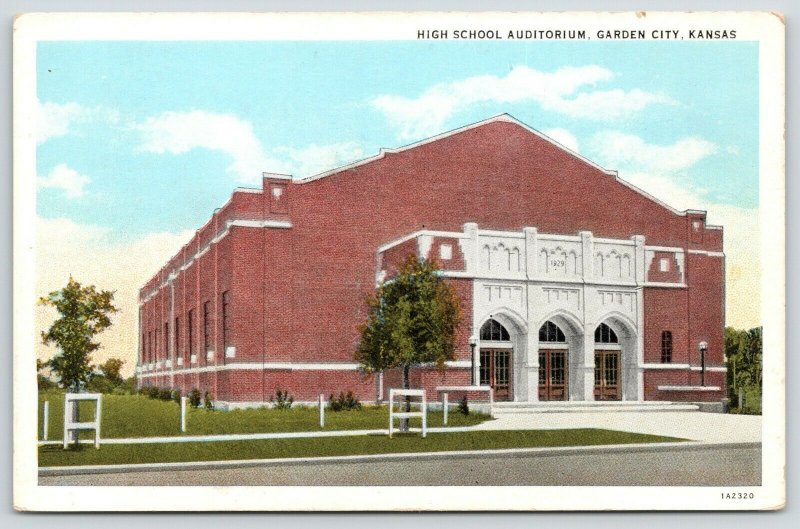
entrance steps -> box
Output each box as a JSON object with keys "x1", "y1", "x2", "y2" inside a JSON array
[{"x1": 491, "y1": 401, "x2": 700, "y2": 414}]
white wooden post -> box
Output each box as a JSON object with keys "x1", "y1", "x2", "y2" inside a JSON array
[
  {"x1": 180, "y1": 396, "x2": 188, "y2": 432},
  {"x1": 319, "y1": 394, "x2": 325, "y2": 428},
  {"x1": 42, "y1": 401, "x2": 49, "y2": 441},
  {"x1": 94, "y1": 395, "x2": 102, "y2": 449},
  {"x1": 442, "y1": 393, "x2": 448, "y2": 426},
  {"x1": 63, "y1": 397, "x2": 72, "y2": 448},
  {"x1": 421, "y1": 391, "x2": 427, "y2": 438}
]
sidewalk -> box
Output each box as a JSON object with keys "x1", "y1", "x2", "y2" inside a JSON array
[
  {"x1": 39, "y1": 410, "x2": 761, "y2": 446},
  {"x1": 474, "y1": 411, "x2": 762, "y2": 443}
]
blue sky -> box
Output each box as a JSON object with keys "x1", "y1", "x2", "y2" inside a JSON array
[
  {"x1": 33, "y1": 39, "x2": 762, "y2": 350},
  {"x1": 36, "y1": 40, "x2": 758, "y2": 239}
]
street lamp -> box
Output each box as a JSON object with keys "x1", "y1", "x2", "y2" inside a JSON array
[
  {"x1": 469, "y1": 335, "x2": 477, "y2": 385},
  {"x1": 698, "y1": 341, "x2": 708, "y2": 386}
]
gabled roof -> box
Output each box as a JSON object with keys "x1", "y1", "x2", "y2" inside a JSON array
[{"x1": 293, "y1": 113, "x2": 697, "y2": 217}]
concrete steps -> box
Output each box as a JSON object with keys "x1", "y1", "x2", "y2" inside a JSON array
[{"x1": 491, "y1": 401, "x2": 700, "y2": 414}]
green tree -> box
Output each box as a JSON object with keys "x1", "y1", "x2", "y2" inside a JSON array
[
  {"x1": 355, "y1": 255, "x2": 462, "y2": 430},
  {"x1": 39, "y1": 277, "x2": 118, "y2": 392},
  {"x1": 97, "y1": 357, "x2": 125, "y2": 385},
  {"x1": 725, "y1": 325, "x2": 763, "y2": 413}
]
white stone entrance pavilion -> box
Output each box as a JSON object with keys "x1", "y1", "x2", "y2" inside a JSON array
[{"x1": 378, "y1": 223, "x2": 686, "y2": 403}]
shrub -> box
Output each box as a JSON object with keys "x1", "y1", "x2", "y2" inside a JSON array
[
  {"x1": 457, "y1": 396, "x2": 469, "y2": 416},
  {"x1": 203, "y1": 391, "x2": 214, "y2": 410},
  {"x1": 329, "y1": 391, "x2": 362, "y2": 411},
  {"x1": 158, "y1": 388, "x2": 173, "y2": 401},
  {"x1": 171, "y1": 389, "x2": 182, "y2": 405},
  {"x1": 147, "y1": 386, "x2": 160, "y2": 399},
  {"x1": 188, "y1": 388, "x2": 202, "y2": 408},
  {"x1": 271, "y1": 389, "x2": 294, "y2": 410}
]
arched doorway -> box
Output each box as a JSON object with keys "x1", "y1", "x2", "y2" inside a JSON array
[
  {"x1": 538, "y1": 320, "x2": 568, "y2": 401},
  {"x1": 479, "y1": 318, "x2": 512, "y2": 401},
  {"x1": 594, "y1": 322, "x2": 621, "y2": 400}
]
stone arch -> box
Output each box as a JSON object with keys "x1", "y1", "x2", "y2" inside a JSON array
[
  {"x1": 538, "y1": 308, "x2": 584, "y2": 336},
  {"x1": 594, "y1": 311, "x2": 639, "y2": 401}
]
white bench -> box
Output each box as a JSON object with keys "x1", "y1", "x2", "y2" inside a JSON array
[
  {"x1": 435, "y1": 385, "x2": 494, "y2": 424},
  {"x1": 388, "y1": 389, "x2": 426, "y2": 438}
]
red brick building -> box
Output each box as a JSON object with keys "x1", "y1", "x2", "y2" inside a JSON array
[{"x1": 136, "y1": 115, "x2": 726, "y2": 409}]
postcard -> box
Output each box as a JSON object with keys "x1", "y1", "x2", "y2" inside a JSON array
[{"x1": 13, "y1": 11, "x2": 785, "y2": 511}]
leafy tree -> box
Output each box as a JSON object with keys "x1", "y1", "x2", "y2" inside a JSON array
[
  {"x1": 355, "y1": 255, "x2": 462, "y2": 430},
  {"x1": 97, "y1": 358, "x2": 125, "y2": 385},
  {"x1": 38, "y1": 277, "x2": 118, "y2": 392},
  {"x1": 725, "y1": 326, "x2": 763, "y2": 413}
]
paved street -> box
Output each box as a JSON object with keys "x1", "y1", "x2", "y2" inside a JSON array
[{"x1": 40, "y1": 444, "x2": 760, "y2": 486}]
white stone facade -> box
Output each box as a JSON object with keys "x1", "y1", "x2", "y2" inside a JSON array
[{"x1": 379, "y1": 223, "x2": 688, "y2": 403}]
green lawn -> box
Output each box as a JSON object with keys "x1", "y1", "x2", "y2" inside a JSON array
[
  {"x1": 37, "y1": 391, "x2": 489, "y2": 440},
  {"x1": 39, "y1": 429, "x2": 684, "y2": 467}
]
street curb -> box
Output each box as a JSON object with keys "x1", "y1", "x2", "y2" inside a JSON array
[{"x1": 38, "y1": 441, "x2": 762, "y2": 476}]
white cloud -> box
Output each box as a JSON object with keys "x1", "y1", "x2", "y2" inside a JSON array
[
  {"x1": 36, "y1": 101, "x2": 87, "y2": 144},
  {"x1": 542, "y1": 128, "x2": 579, "y2": 153},
  {"x1": 589, "y1": 131, "x2": 717, "y2": 173},
  {"x1": 371, "y1": 65, "x2": 674, "y2": 140},
  {"x1": 36, "y1": 100, "x2": 120, "y2": 144},
  {"x1": 135, "y1": 110, "x2": 290, "y2": 183},
  {"x1": 136, "y1": 109, "x2": 368, "y2": 181},
  {"x1": 36, "y1": 217, "x2": 193, "y2": 377},
  {"x1": 37, "y1": 163, "x2": 91, "y2": 198},
  {"x1": 274, "y1": 142, "x2": 365, "y2": 177}
]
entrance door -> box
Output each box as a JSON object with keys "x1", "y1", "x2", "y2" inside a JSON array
[
  {"x1": 538, "y1": 349, "x2": 568, "y2": 401},
  {"x1": 479, "y1": 348, "x2": 512, "y2": 401},
  {"x1": 594, "y1": 350, "x2": 621, "y2": 400}
]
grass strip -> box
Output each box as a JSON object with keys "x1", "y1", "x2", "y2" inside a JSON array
[
  {"x1": 38, "y1": 391, "x2": 489, "y2": 440},
  {"x1": 39, "y1": 429, "x2": 685, "y2": 467}
]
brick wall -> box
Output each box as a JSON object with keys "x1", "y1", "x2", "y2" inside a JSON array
[{"x1": 137, "y1": 118, "x2": 725, "y2": 404}]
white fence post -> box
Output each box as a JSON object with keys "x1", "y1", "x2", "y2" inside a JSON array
[
  {"x1": 319, "y1": 394, "x2": 325, "y2": 428},
  {"x1": 42, "y1": 401, "x2": 49, "y2": 441},
  {"x1": 180, "y1": 396, "x2": 188, "y2": 432},
  {"x1": 442, "y1": 393, "x2": 448, "y2": 426},
  {"x1": 94, "y1": 395, "x2": 102, "y2": 449}
]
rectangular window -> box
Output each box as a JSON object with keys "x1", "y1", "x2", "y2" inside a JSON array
[
  {"x1": 661, "y1": 331, "x2": 673, "y2": 363},
  {"x1": 203, "y1": 301, "x2": 212, "y2": 353},
  {"x1": 164, "y1": 322, "x2": 170, "y2": 356},
  {"x1": 174, "y1": 317, "x2": 180, "y2": 357},
  {"x1": 222, "y1": 291, "x2": 231, "y2": 347},
  {"x1": 188, "y1": 309, "x2": 195, "y2": 356},
  {"x1": 659, "y1": 257, "x2": 670, "y2": 272},
  {"x1": 439, "y1": 244, "x2": 452, "y2": 260}
]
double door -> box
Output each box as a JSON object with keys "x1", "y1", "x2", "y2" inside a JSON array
[
  {"x1": 594, "y1": 350, "x2": 621, "y2": 401},
  {"x1": 538, "y1": 349, "x2": 568, "y2": 401},
  {"x1": 479, "y1": 348, "x2": 512, "y2": 401}
]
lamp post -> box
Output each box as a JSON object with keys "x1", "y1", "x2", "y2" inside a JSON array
[
  {"x1": 698, "y1": 341, "x2": 708, "y2": 386},
  {"x1": 469, "y1": 335, "x2": 477, "y2": 385}
]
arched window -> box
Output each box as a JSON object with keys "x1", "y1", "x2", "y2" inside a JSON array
[
  {"x1": 480, "y1": 318, "x2": 510, "y2": 341},
  {"x1": 594, "y1": 323, "x2": 619, "y2": 344},
  {"x1": 539, "y1": 321, "x2": 566, "y2": 343}
]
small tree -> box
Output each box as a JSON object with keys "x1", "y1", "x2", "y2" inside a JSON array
[
  {"x1": 355, "y1": 255, "x2": 461, "y2": 431},
  {"x1": 98, "y1": 358, "x2": 125, "y2": 386},
  {"x1": 38, "y1": 277, "x2": 118, "y2": 392}
]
